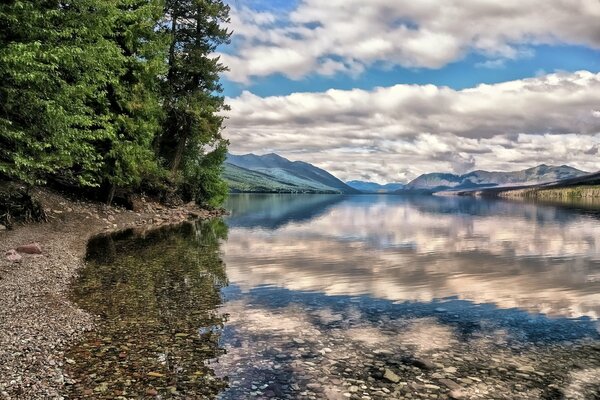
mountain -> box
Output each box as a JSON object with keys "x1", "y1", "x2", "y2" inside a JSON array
[
  {"x1": 224, "y1": 153, "x2": 360, "y2": 194},
  {"x1": 402, "y1": 164, "x2": 589, "y2": 193},
  {"x1": 346, "y1": 180, "x2": 405, "y2": 193},
  {"x1": 457, "y1": 171, "x2": 600, "y2": 201}
]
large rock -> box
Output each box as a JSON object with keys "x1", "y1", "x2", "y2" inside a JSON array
[
  {"x1": 5, "y1": 249, "x2": 21, "y2": 262},
  {"x1": 16, "y1": 243, "x2": 42, "y2": 254}
]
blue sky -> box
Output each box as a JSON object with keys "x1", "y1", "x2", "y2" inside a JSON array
[
  {"x1": 223, "y1": 45, "x2": 600, "y2": 98},
  {"x1": 220, "y1": 0, "x2": 600, "y2": 183}
]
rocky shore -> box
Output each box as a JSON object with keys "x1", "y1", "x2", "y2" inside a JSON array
[{"x1": 0, "y1": 188, "x2": 222, "y2": 399}]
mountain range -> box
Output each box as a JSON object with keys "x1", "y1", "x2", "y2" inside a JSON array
[
  {"x1": 224, "y1": 153, "x2": 359, "y2": 194},
  {"x1": 402, "y1": 164, "x2": 590, "y2": 193},
  {"x1": 346, "y1": 181, "x2": 404, "y2": 193},
  {"x1": 223, "y1": 152, "x2": 592, "y2": 195}
]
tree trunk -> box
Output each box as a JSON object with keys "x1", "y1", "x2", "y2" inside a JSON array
[
  {"x1": 167, "y1": 13, "x2": 178, "y2": 80},
  {"x1": 106, "y1": 183, "x2": 116, "y2": 206},
  {"x1": 170, "y1": 136, "x2": 186, "y2": 174}
]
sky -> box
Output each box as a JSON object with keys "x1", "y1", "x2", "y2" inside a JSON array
[{"x1": 219, "y1": 0, "x2": 600, "y2": 183}]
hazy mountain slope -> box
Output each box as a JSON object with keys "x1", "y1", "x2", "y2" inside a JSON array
[
  {"x1": 403, "y1": 165, "x2": 589, "y2": 192},
  {"x1": 459, "y1": 171, "x2": 600, "y2": 200},
  {"x1": 225, "y1": 153, "x2": 359, "y2": 194},
  {"x1": 346, "y1": 181, "x2": 405, "y2": 193},
  {"x1": 223, "y1": 163, "x2": 312, "y2": 193}
]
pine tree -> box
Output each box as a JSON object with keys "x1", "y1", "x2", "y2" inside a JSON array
[
  {"x1": 159, "y1": 0, "x2": 231, "y2": 205},
  {"x1": 99, "y1": 0, "x2": 168, "y2": 203},
  {"x1": 0, "y1": 0, "x2": 231, "y2": 207}
]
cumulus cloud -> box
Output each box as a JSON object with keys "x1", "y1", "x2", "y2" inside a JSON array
[
  {"x1": 223, "y1": 71, "x2": 600, "y2": 182},
  {"x1": 221, "y1": 0, "x2": 600, "y2": 83}
]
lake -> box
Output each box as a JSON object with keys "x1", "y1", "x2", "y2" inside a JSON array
[{"x1": 66, "y1": 194, "x2": 600, "y2": 399}]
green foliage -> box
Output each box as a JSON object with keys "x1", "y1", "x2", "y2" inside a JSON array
[
  {"x1": 0, "y1": 0, "x2": 123, "y2": 186},
  {"x1": 182, "y1": 141, "x2": 229, "y2": 207},
  {"x1": 0, "y1": 0, "x2": 230, "y2": 206},
  {"x1": 101, "y1": 0, "x2": 167, "y2": 189},
  {"x1": 158, "y1": 0, "x2": 231, "y2": 204}
]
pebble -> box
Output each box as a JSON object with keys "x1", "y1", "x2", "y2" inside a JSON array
[
  {"x1": 0, "y1": 190, "x2": 221, "y2": 399},
  {"x1": 383, "y1": 369, "x2": 401, "y2": 383}
]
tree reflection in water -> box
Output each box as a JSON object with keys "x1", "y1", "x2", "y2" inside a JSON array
[{"x1": 66, "y1": 220, "x2": 229, "y2": 398}]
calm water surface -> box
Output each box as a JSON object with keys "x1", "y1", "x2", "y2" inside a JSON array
[{"x1": 67, "y1": 194, "x2": 600, "y2": 399}]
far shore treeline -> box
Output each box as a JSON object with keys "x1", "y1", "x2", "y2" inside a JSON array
[{"x1": 0, "y1": 0, "x2": 231, "y2": 207}]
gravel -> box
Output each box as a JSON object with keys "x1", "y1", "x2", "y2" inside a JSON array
[{"x1": 0, "y1": 188, "x2": 220, "y2": 399}]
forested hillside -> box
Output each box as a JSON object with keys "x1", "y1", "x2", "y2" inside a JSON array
[{"x1": 0, "y1": 0, "x2": 230, "y2": 207}]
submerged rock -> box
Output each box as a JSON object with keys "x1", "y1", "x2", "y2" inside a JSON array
[
  {"x1": 383, "y1": 368, "x2": 401, "y2": 383},
  {"x1": 438, "y1": 378, "x2": 461, "y2": 390},
  {"x1": 409, "y1": 357, "x2": 437, "y2": 370},
  {"x1": 449, "y1": 389, "x2": 466, "y2": 399}
]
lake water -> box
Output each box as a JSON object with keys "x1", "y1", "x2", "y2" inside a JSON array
[{"x1": 67, "y1": 194, "x2": 600, "y2": 399}]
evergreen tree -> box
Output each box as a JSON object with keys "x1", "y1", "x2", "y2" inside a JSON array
[
  {"x1": 0, "y1": 0, "x2": 231, "y2": 207},
  {"x1": 159, "y1": 0, "x2": 231, "y2": 204},
  {"x1": 100, "y1": 0, "x2": 168, "y2": 203}
]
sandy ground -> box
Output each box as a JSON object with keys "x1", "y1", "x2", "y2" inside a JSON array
[{"x1": 0, "y1": 188, "x2": 220, "y2": 399}]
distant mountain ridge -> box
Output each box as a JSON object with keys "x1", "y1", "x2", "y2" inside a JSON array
[
  {"x1": 224, "y1": 153, "x2": 359, "y2": 194},
  {"x1": 403, "y1": 164, "x2": 589, "y2": 193},
  {"x1": 346, "y1": 180, "x2": 405, "y2": 193},
  {"x1": 223, "y1": 153, "x2": 590, "y2": 196}
]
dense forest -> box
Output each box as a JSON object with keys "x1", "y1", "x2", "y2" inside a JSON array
[{"x1": 0, "y1": 0, "x2": 231, "y2": 207}]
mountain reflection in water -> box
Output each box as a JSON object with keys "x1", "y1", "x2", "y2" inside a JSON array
[
  {"x1": 215, "y1": 194, "x2": 600, "y2": 399},
  {"x1": 224, "y1": 194, "x2": 600, "y2": 319},
  {"x1": 66, "y1": 194, "x2": 600, "y2": 400}
]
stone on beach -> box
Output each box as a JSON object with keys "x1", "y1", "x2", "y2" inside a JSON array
[
  {"x1": 5, "y1": 249, "x2": 21, "y2": 262},
  {"x1": 16, "y1": 243, "x2": 42, "y2": 254}
]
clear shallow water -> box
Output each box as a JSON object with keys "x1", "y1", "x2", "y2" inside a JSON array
[{"x1": 67, "y1": 194, "x2": 600, "y2": 399}]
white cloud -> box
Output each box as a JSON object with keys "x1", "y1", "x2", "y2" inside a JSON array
[
  {"x1": 221, "y1": 0, "x2": 600, "y2": 82},
  {"x1": 223, "y1": 71, "x2": 600, "y2": 182}
]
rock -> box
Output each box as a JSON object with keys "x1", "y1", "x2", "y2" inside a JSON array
[
  {"x1": 16, "y1": 243, "x2": 42, "y2": 254},
  {"x1": 517, "y1": 365, "x2": 535, "y2": 373},
  {"x1": 438, "y1": 379, "x2": 461, "y2": 390},
  {"x1": 146, "y1": 388, "x2": 158, "y2": 396},
  {"x1": 0, "y1": 224, "x2": 6, "y2": 231},
  {"x1": 449, "y1": 389, "x2": 466, "y2": 399},
  {"x1": 410, "y1": 358, "x2": 437, "y2": 370},
  {"x1": 383, "y1": 368, "x2": 401, "y2": 383},
  {"x1": 423, "y1": 384, "x2": 441, "y2": 390},
  {"x1": 5, "y1": 249, "x2": 21, "y2": 262},
  {"x1": 373, "y1": 348, "x2": 393, "y2": 356}
]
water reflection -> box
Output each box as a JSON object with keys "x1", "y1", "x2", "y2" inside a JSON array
[
  {"x1": 223, "y1": 195, "x2": 600, "y2": 319},
  {"x1": 217, "y1": 194, "x2": 600, "y2": 399},
  {"x1": 66, "y1": 220, "x2": 229, "y2": 398},
  {"x1": 66, "y1": 194, "x2": 600, "y2": 399}
]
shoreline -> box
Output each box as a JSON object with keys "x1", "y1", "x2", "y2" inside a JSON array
[{"x1": 0, "y1": 188, "x2": 223, "y2": 399}]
